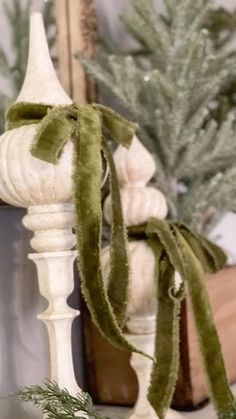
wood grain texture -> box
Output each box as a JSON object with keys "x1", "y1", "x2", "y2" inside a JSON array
[
  {"x1": 54, "y1": 1, "x2": 71, "y2": 96},
  {"x1": 82, "y1": 304, "x2": 138, "y2": 406},
  {"x1": 54, "y1": 0, "x2": 97, "y2": 103}
]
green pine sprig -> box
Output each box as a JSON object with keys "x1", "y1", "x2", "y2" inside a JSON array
[{"x1": 19, "y1": 381, "x2": 111, "y2": 419}]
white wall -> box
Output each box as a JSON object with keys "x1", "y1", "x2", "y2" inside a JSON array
[
  {"x1": 94, "y1": 0, "x2": 235, "y2": 45},
  {"x1": 0, "y1": 208, "x2": 49, "y2": 418},
  {"x1": 215, "y1": 0, "x2": 235, "y2": 9}
]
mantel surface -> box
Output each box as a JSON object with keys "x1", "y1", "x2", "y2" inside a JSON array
[{"x1": 1, "y1": 384, "x2": 235, "y2": 419}]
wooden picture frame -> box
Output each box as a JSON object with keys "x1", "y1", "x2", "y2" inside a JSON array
[{"x1": 54, "y1": 0, "x2": 97, "y2": 103}]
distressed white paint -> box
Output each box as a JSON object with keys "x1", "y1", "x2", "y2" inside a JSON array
[
  {"x1": 0, "y1": 125, "x2": 73, "y2": 208},
  {"x1": 102, "y1": 136, "x2": 183, "y2": 419},
  {"x1": 0, "y1": 13, "x2": 81, "y2": 401},
  {"x1": 17, "y1": 13, "x2": 71, "y2": 105},
  {"x1": 23, "y1": 204, "x2": 79, "y2": 394}
]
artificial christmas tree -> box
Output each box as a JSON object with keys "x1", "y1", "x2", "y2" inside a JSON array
[
  {"x1": 78, "y1": 0, "x2": 236, "y2": 234},
  {"x1": 78, "y1": 0, "x2": 236, "y2": 411}
]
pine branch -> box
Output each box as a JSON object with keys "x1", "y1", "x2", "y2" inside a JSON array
[
  {"x1": 0, "y1": 93, "x2": 11, "y2": 133},
  {"x1": 19, "y1": 381, "x2": 111, "y2": 419},
  {"x1": 0, "y1": 0, "x2": 56, "y2": 133},
  {"x1": 206, "y1": 7, "x2": 236, "y2": 49},
  {"x1": 77, "y1": 0, "x2": 236, "y2": 232}
]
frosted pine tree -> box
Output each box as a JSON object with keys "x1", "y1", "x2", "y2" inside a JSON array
[{"x1": 78, "y1": 0, "x2": 236, "y2": 233}]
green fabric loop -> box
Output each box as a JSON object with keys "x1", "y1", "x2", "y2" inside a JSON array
[
  {"x1": 129, "y1": 220, "x2": 235, "y2": 419},
  {"x1": 6, "y1": 102, "x2": 52, "y2": 129},
  {"x1": 177, "y1": 223, "x2": 227, "y2": 272},
  {"x1": 147, "y1": 218, "x2": 188, "y2": 281},
  {"x1": 5, "y1": 101, "x2": 153, "y2": 361},
  {"x1": 31, "y1": 106, "x2": 74, "y2": 164},
  {"x1": 93, "y1": 104, "x2": 138, "y2": 147}
]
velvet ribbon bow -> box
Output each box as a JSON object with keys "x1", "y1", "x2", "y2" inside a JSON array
[
  {"x1": 129, "y1": 219, "x2": 236, "y2": 419},
  {"x1": 6, "y1": 103, "x2": 236, "y2": 419},
  {"x1": 6, "y1": 102, "x2": 148, "y2": 359}
]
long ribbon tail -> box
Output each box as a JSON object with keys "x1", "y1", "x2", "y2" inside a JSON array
[
  {"x1": 175, "y1": 228, "x2": 236, "y2": 419},
  {"x1": 147, "y1": 241, "x2": 182, "y2": 419},
  {"x1": 102, "y1": 138, "x2": 129, "y2": 328},
  {"x1": 73, "y1": 106, "x2": 152, "y2": 359}
]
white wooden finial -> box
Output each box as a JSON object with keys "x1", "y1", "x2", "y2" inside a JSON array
[
  {"x1": 114, "y1": 135, "x2": 156, "y2": 187},
  {"x1": 102, "y1": 136, "x2": 182, "y2": 419},
  {"x1": 104, "y1": 135, "x2": 168, "y2": 226},
  {"x1": 16, "y1": 13, "x2": 71, "y2": 105},
  {"x1": 0, "y1": 12, "x2": 82, "y2": 404},
  {"x1": 0, "y1": 13, "x2": 74, "y2": 208}
]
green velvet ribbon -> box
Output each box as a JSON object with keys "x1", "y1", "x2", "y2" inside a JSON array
[
  {"x1": 129, "y1": 219, "x2": 236, "y2": 419},
  {"x1": 6, "y1": 102, "x2": 151, "y2": 360},
  {"x1": 6, "y1": 103, "x2": 236, "y2": 419}
]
